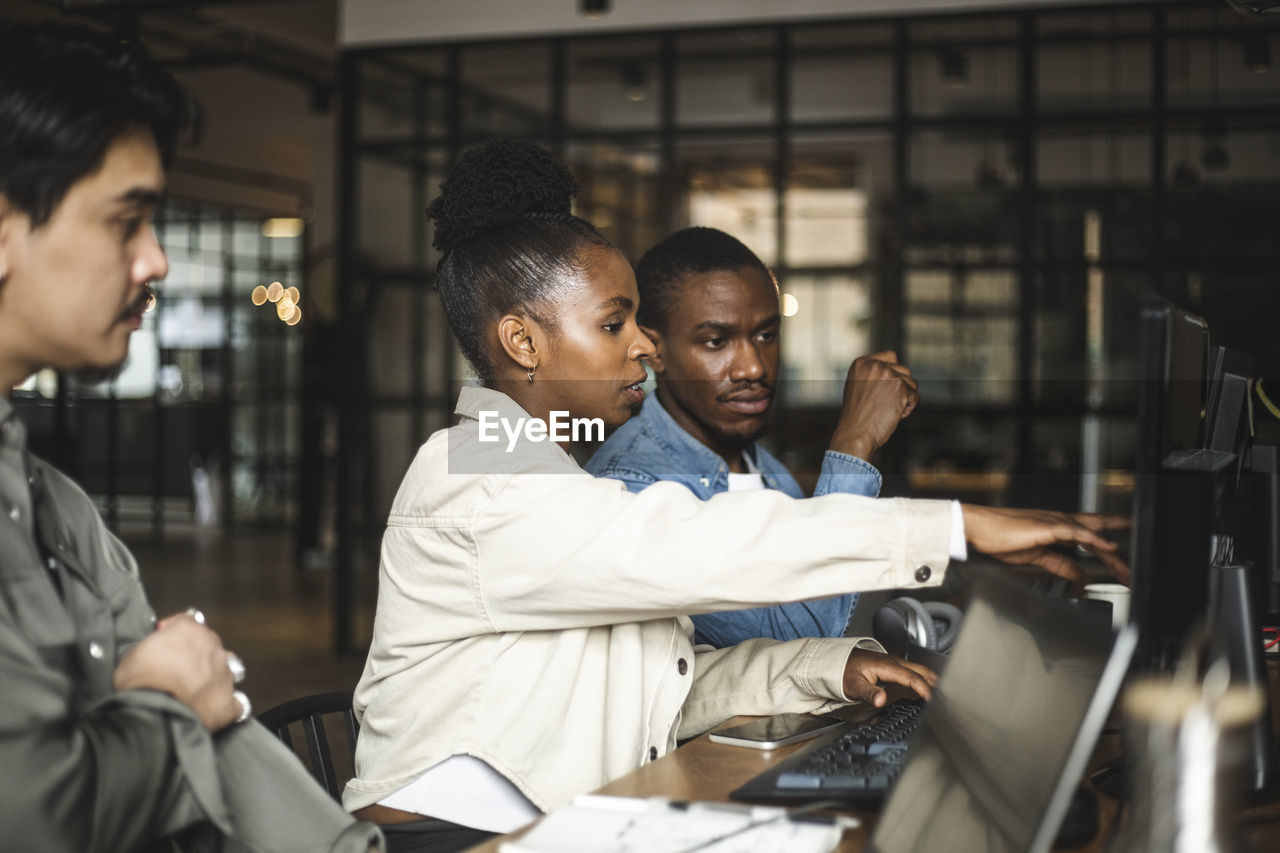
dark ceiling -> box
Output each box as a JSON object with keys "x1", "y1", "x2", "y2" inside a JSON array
[{"x1": 4, "y1": 0, "x2": 337, "y2": 92}]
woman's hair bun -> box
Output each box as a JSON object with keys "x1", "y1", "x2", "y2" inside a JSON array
[{"x1": 427, "y1": 139, "x2": 580, "y2": 254}]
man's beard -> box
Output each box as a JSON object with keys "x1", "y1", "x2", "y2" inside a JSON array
[
  {"x1": 705, "y1": 414, "x2": 770, "y2": 452},
  {"x1": 72, "y1": 358, "x2": 128, "y2": 388}
]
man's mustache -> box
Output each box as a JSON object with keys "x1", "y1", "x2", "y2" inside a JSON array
[
  {"x1": 718, "y1": 381, "x2": 774, "y2": 403},
  {"x1": 122, "y1": 283, "x2": 156, "y2": 318}
]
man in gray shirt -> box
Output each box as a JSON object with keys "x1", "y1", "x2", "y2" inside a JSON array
[{"x1": 0, "y1": 20, "x2": 379, "y2": 853}]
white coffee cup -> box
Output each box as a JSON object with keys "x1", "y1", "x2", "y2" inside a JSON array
[{"x1": 1084, "y1": 583, "x2": 1131, "y2": 631}]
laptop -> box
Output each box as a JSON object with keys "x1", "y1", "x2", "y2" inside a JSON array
[
  {"x1": 732, "y1": 575, "x2": 1137, "y2": 853},
  {"x1": 870, "y1": 577, "x2": 1137, "y2": 853}
]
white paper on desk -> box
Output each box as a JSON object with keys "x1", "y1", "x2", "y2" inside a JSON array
[{"x1": 499, "y1": 794, "x2": 851, "y2": 853}]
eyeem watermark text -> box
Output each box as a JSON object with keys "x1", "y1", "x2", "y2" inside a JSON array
[{"x1": 477, "y1": 410, "x2": 604, "y2": 451}]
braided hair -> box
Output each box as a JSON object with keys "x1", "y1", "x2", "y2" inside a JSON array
[
  {"x1": 428, "y1": 140, "x2": 612, "y2": 385},
  {"x1": 634, "y1": 227, "x2": 773, "y2": 334}
]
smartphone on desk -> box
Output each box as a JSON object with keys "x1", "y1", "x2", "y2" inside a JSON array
[{"x1": 708, "y1": 713, "x2": 845, "y2": 750}]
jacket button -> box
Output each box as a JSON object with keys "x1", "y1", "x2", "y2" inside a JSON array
[
  {"x1": 677, "y1": 658, "x2": 688, "y2": 676},
  {"x1": 914, "y1": 565, "x2": 932, "y2": 583},
  {"x1": 88, "y1": 642, "x2": 104, "y2": 660},
  {"x1": 649, "y1": 746, "x2": 658, "y2": 761}
]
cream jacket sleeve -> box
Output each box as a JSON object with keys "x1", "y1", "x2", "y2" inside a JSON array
[
  {"x1": 388, "y1": 451, "x2": 953, "y2": 640},
  {"x1": 505, "y1": 475, "x2": 948, "y2": 625},
  {"x1": 681, "y1": 634, "x2": 891, "y2": 739}
]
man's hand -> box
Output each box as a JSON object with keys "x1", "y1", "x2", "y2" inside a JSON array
[
  {"x1": 842, "y1": 648, "x2": 938, "y2": 707},
  {"x1": 829, "y1": 351, "x2": 919, "y2": 463},
  {"x1": 113, "y1": 611, "x2": 242, "y2": 732},
  {"x1": 960, "y1": 504, "x2": 1131, "y2": 583}
]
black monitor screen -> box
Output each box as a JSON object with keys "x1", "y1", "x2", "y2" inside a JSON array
[
  {"x1": 1163, "y1": 310, "x2": 1211, "y2": 457},
  {"x1": 1131, "y1": 298, "x2": 1218, "y2": 671}
]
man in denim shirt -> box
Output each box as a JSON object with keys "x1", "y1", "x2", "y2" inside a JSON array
[{"x1": 587, "y1": 227, "x2": 920, "y2": 647}]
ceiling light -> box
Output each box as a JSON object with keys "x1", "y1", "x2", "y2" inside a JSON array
[
  {"x1": 261, "y1": 217, "x2": 305, "y2": 238},
  {"x1": 310, "y1": 85, "x2": 332, "y2": 114},
  {"x1": 1202, "y1": 141, "x2": 1230, "y2": 170},
  {"x1": 939, "y1": 48, "x2": 968, "y2": 88},
  {"x1": 976, "y1": 160, "x2": 1004, "y2": 189},
  {"x1": 1172, "y1": 160, "x2": 1201, "y2": 189},
  {"x1": 1242, "y1": 34, "x2": 1272, "y2": 72},
  {"x1": 1200, "y1": 119, "x2": 1229, "y2": 170},
  {"x1": 622, "y1": 67, "x2": 648, "y2": 102}
]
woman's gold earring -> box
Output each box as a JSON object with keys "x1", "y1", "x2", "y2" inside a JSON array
[{"x1": 528, "y1": 368, "x2": 535, "y2": 383}]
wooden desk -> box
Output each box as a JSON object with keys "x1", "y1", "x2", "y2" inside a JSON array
[
  {"x1": 464, "y1": 724, "x2": 876, "y2": 853},
  {"x1": 465, "y1": 722, "x2": 1125, "y2": 853},
  {"x1": 467, "y1": 659, "x2": 1280, "y2": 853}
]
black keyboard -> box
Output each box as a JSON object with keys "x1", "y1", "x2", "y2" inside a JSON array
[{"x1": 730, "y1": 698, "x2": 926, "y2": 804}]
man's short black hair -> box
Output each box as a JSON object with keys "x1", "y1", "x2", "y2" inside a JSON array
[
  {"x1": 634, "y1": 226, "x2": 774, "y2": 333},
  {"x1": 0, "y1": 20, "x2": 185, "y2": 228}
]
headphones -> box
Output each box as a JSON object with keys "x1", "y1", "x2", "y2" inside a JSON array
[{"x1": 872, "y1": 596, "x2": 964, "y2": 656}]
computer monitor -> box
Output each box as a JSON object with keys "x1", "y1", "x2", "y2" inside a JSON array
[
  {"x1": 1130, "y1": 298, "x2": 1276, "y2": 792},
  {"x1": 1201, "y1": 344, "x2": 1272, "y2": 621},
  {"x1": 1199, "y1": 343, "x2": 1279, "y2": 792},
  {"x1": 1204, "y1": 345, "x2": 1255, "y2": 458},
  {"x1": 1205, "y1": 348, "x2": 1280, "y2": 627},
  {"x1": 1247, "y1": 443, "x2": 1280, "y2": 624},
  {"x1": 1129, "y1": 297, "x2": 1223, "y2": 672}
]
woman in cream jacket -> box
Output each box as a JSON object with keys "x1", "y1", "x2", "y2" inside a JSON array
[{"x1": 343, "y1": 140, "x2": 1126, "y2": 853}]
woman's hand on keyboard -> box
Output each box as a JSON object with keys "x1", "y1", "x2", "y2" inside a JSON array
[
  {"x1": 842, "y1": 649, "x2": 938, "y2": 707},
  {"x1": 960, "y1": 505, "x2": 1131, "y2": 583}
]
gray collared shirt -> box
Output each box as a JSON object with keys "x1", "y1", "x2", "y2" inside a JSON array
[
  {"x1": 0, "y1": 396, "x2": 379, "y2": 853},
  {"x1": 0, "y1": 395, "x2": 219, "y2": 850}
]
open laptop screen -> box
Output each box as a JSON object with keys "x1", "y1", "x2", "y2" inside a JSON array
[{"x1": 871, "y1": 577, "x2": 1136, "y2": 853}]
